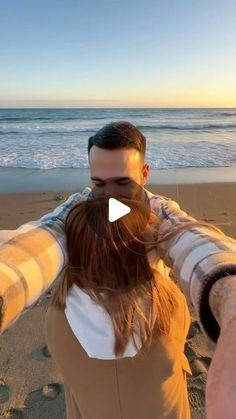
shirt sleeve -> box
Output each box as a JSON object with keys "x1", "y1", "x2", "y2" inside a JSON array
[
  {"x1": 150, "y1": 194, "x2": 236, "y2": 343},
  {"x1": 0, "y1": 187, "x2": 91, "y2": 335}
]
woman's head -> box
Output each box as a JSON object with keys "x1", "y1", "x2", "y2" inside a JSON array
[{"x1": 65, "y1": 195, "x2": 154, "y2": 291}]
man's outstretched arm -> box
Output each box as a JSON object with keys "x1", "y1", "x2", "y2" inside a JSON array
[
  {"x1": 206, "y1": 275, "x2": 236, "y2": 419},
  {"x1": 0, "y1": 187, "x2": 91, "y2": 334},
  {"x1": 147, "y1": 191, "x2": 236, "y2": 342}
]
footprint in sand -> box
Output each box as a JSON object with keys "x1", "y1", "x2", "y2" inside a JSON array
[
  {"x1": 185, "y1": 342, "x2": 198, "y2": 363},
  {"x1": 190, "y1": 359, "x2": 207, "y2": 376},
  {"x1": 42, "y1": 345, "x2": 52, "y2": 358},
  {"x1": 54, "y1": 194, "x2": 65, "y2": 201},
  {"x1": 0, "y1": 379, "x2": 10, "y2": 404},
  {"x1": 187, "y1": 320, "x2": 201, "y2": 339},
  {"x1": 24, "y1": 383, "x2": 62, "y2": 407},
  {"x1": 29, "y1": 345, "x2": 51, "y2": 361},
  {"x1": 200, "y1": 356, "x2": 212, "y2": 368}
]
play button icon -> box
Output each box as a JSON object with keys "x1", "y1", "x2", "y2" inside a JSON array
[
  {"x1": 84, "y1": 176, "x2": 151, "y2": 241},
  {"x1": 108, "y1": 198, "x2": 131, "y2": 222}
]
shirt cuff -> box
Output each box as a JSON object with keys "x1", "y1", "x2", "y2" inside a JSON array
[{"x1": 198, "y1": 265, "x2": 236, "y2": 343}]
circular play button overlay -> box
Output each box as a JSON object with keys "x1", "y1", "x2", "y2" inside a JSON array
[{"x1": 85, "y1": 177, "x2": 151, "y2": 242}]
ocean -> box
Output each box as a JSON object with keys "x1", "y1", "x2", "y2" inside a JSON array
[
  {"x1": 1, "y1": 108, "x2": 236, "y2": 171},
  {"x1": 0, "y1": 108, "x2": 236, "y2": 193}
]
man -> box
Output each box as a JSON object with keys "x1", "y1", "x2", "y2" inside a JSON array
[{"x1": 1, "y1": 121, "x2": 236, "y2": 417}]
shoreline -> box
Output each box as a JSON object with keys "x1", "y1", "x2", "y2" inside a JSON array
[{"x1": 0, "y1": 166, "x2": 236, "y2": 193}]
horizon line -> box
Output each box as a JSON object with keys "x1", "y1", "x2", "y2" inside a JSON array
[{"x1": 0, "y1": 106, "x2": 236, "y2": 110}]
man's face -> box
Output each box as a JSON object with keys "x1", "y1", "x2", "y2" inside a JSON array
[{"x1": 88, "y1": 146, "x2": 150, "y2": 196}]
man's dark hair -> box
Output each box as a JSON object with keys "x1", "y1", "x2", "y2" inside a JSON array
[{"x1": 88, "y1": 121, "x2": 146, "y2": 160}]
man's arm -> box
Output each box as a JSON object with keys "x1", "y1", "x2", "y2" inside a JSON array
[
  {"x1": 147, "y1": 191, "x2": 236, "y2": 342},
  {"x1": 206, "y1": 275, "x2": 236, "y2": 418},
  {"x1": 0, "y1": 187, "x2": 91, "y2": 334}
]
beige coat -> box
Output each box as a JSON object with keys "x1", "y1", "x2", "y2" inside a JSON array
[{"x1": 45, "y1": 281, "x2": 192, "y2": 419}]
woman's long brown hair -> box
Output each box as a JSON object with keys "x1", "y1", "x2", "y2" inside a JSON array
[{"x1": 51, "y1": 195, "x2": 225, "y2": 357}]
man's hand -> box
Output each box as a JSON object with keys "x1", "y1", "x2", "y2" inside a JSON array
[{"x1": 206, "y1": 275, "x2": 236, "y2": 419}]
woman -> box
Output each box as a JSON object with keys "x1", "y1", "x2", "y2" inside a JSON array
[{"x1": 45, "y1": 195, "x2": 193, "y2": 419}]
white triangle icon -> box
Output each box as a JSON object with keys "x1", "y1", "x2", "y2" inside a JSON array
[{"x1": 108, "y1": 197, "x2": 131, "y2": 222}]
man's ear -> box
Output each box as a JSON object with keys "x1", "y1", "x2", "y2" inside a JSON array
[{"x1": 142, "y1": 163, "x2": 150, "y2": 184}]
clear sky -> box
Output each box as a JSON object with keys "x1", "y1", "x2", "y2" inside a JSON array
[{"x1": 1, "y1": 0, "x2": 236, "y2": 108}]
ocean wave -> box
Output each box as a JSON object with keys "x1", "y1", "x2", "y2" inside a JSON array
[
  {"x1": 0, "y1": 160, "x2": 235, "y2": 170},
  {"x1": 1, "y1": 122, "x2": 236, "y2": 135},
  {"x1": 0, "y1": 115, "x2": 116, "y2": 123},
  {"x1": 137, "y1": 123, "x2": 236, "y2": 131},
  {"x1": 1, "y1": 140, "x2": 236, "y2": 170},
  {"x1": 211, "y1": 112, "x2": 236, "y2": 117},
  {"x1": 0, "y1": 116, "x2": 54, "y2": 122},
  {"x1": 0, "y1": 127, "x2": 98, "y2": 135}
]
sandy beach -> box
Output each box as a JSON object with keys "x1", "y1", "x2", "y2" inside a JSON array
[{"x1": 0, "y1": 182, "x2": 236, "y2": 418}]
